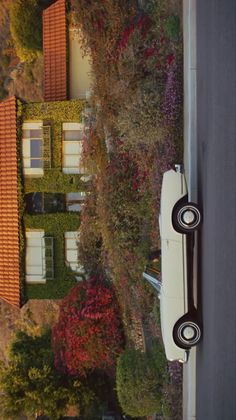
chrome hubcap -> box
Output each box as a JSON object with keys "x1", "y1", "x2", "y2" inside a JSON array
[
  {"x1": 176, "y1": 320, "x2": 202, "y2": 346},
  {"x1": 183, "y1": 326, "x2": 195, "y2": 340},
  {"x1": 176, "y1": 204, "x2": 201, "y2": 230},
  {"x1": 182, "y1": 210, "x2": 195, "y2": 225}
]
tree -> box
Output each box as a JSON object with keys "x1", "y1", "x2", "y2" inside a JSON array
[
  {"x1": 0, "y1": 328, "x2": 94, "y2": 419},
  {"x1": 52, "y1": 277, "x2": 124, "y2": 376},
  {"x1": 10, "y1": 0, "x2": 43, "y2": 61}
]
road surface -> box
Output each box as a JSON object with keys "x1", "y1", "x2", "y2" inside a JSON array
[{"x1": 196, "y1": 1, "x2": 236, "y2": 419}]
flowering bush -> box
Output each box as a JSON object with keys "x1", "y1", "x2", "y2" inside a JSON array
[{"x1": 52, "y1": 278, "x2": 123, "y2": 376}]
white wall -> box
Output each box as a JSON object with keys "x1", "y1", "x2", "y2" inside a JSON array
[{"x1": 69, "y1": 28, "x2": 92, "y2": 99}]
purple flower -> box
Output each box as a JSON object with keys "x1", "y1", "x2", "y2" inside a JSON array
[{"x1": 162, "y1": 62, "x2": 183, "y2": 126}]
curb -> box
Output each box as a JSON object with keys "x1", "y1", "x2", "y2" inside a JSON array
[
  {"x1": 183, "y1": 0, "x2": 197, "y2": 202},
  {"x1": 183, "y1": 1, "x2": 197, "y2": 419}
]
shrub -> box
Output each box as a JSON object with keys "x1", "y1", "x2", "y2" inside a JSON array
[
  {"x1": 116, "y1": 344, "x2": 167, "y2": 417},
  {"x1": 10, "y1": 0, "x2": 42, "y2": 61},
  {"x1": 13, "y1": 43, "x2": 40, "y2": 63},
  {"x1": 52, "y1": 277, "x2": 124, "y2": 376},
  {"x1": 0, "y1": 84, "x2": 7, "y2": 100},
  {"x1": 164, "y1": 15, "x2": 180, "y2": 40}
]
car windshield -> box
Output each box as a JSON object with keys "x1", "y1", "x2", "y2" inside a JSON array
[{"x1": 142, "y1": 271, "x2": 162, "y2": 294}]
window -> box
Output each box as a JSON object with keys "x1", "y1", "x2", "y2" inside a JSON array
[
  {"x1": 65, "y1": 231, "x2": 85, "y2": 273},
  {"x1": 66, "y1": 192, "x2": 86, "y2": 212},
  {"x1": 25, "y1": 193, "x2": 65, "y2": 214},
  {"x1": 22, "y1": 122, "x2": 43, "y2": 176},
  {"x1": 25, "y1": 192, "x2": 86, "y2": 213},
  {"x1": 25, "y1": 231, "x2": 54, "y2": 283},
  {"x1": 25, "y1": 231, "x2": 46, "y2": 283},
  {"x1": 62, "y1": 122, "x2": 84, "y2": 174}
]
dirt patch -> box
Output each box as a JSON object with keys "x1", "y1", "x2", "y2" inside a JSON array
[
  {"x1": 0, "y1": 299, "x2": 60, "y2": 362},
  {"x1": 7, "y1": 57, "x2": 44, "y2": 102}
]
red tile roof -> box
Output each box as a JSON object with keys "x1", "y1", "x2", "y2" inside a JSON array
[
  {"x1": 0, "y1": 96, "x2": 20, "y2": 307},
  {"x1": 43, "y1": 0, "x2": 67, "y2": 101}
]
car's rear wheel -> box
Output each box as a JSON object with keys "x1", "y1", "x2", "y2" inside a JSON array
[
  {"x1": 173, "y1": 315, "x2": 202, "y2": 349},
  {"x1": 172, "y1": 200, "x2": 202, "y2": 233}
]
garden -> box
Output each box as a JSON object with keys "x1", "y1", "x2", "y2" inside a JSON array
[{"x1": 71, "y1": 0, "x2": 183, "y2": 417}]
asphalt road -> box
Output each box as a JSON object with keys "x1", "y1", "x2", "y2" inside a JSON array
[{"x1": 196, "y1": 1, "x2": 236, "y2": 419}]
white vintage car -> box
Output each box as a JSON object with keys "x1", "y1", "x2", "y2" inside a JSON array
[{"x1": 144, "y1": 166, "x2": 202, "y2": 363}]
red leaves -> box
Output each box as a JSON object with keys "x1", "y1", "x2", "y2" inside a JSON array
[
  {"x1": 132, "y1": 168, "x2": 149, "y2": 191},
  {"x1": 166, "y1": 53, "x2": 175, "y2": 66},
  {"x1": 117, "y1": 23, "x2": 135, "y2": 52},
  {"x1": 52, "y1": 278, "x2": 123, "y2": 377},
  {"x1": 143, "y1": 47, "x2": 156, "y2": 58},
  {"x1": 114, "y1": 14, "x2": 152, "y2": 60}
]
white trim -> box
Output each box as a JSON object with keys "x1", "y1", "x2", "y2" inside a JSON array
[
  {"x1": 26, "y1": 276, "x2": 46, "y2": 284},
  {"x1": 22, "y1": 122, "x2": 44, "y2": 177},
  {"x1": 64, "y1": 231, "x2": 85, "y2": 274},
  {"x1": 62, "y1": 122, "x2": 84, "y2": 131},
  {"x1": 22, "y1": 122, "x2": 43, "y2": 129},
  {"x1": 24, "y1": 168, "x2": 44, "y2": 177},
  {"x1": 62, "y1": 123, "x2": 84, "y2": 173}
]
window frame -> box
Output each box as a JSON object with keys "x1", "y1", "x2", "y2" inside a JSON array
[
  {"x1": 66, "y1": 192, "x2": 86, "y2": 212},
  {"x1": 62, "y1": 122, "x2": 84, "y2": 174},
  {"x1": 22, "y1": 122, "x2": 44, "y2": 177},
  {"x1": 64, "y1": 231, "x2": 85, "y2": 274}
]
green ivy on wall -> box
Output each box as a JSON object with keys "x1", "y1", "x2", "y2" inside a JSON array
[
  {"x1": 24, "y1": 212, "x2": 81, "y2": 299},
  {"x1": 24, "y1": 170, "x2": 86, "y2": 193},
  {"x1": 22, "y1": 99, "x2": 87, "y2": 192},
  {"x1": 16, "y1": 99, "x2": 90, "y2": 301},
  {"x1": 22, "y1": 99, "x2": 85, "y2": 120}
]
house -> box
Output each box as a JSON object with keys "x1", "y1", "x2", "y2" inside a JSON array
[{"x1": 0, "y1": 0, "x2": 92, "y2": 307}]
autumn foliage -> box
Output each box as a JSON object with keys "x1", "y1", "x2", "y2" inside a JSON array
[{"x1": 52, "y1": 278, "x2": 123, "y2": 376}]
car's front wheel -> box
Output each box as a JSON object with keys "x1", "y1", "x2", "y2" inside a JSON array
[
  {"x1": 172, "y1": 200, "x2": 202, "y2": 233},
  {"x1": 173, "y1": 316, "x2": 202, "y2": 349}
]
